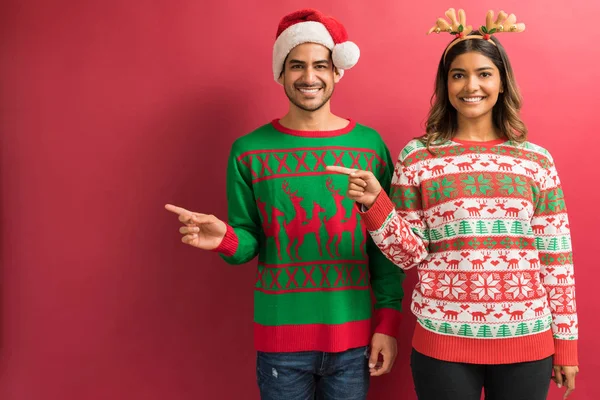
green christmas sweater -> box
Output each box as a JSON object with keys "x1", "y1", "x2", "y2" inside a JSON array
[
  {"x1": 215, "y1": 119, "x2": 405, "y2": 352},
  {"x1": 361, "y1": 138, "x2": 578, "y2": 365}
]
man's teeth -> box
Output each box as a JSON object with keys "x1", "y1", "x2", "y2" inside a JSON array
[
  {"x1": 462, "y1": 97, "x2": 484, "y2": 102},
  {"x1": 299, "y1": 88, "x2": 320, "y2": 93}
]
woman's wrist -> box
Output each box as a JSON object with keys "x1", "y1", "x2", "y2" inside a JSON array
[{"x1": 364, "y1": 189, "x2": 382, "y2": 209}]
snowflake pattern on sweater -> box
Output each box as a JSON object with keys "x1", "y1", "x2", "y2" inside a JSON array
[{"x1": 361, "y1": 138, "x2": 577, "y2": 365}]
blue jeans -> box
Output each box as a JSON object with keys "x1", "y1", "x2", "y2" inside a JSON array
[{"x1": 256, "y1": 346, "x2": 370, "y2": 400}]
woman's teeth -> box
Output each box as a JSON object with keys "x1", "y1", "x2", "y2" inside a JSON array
[{"x1": 462, "y1": 97, "x2": 484, "y2": 103}]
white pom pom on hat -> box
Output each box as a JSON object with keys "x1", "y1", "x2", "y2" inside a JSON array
[
  {"x1": 272, "y1": 9, "x2": 360, "y2": 83},
  {"x1": 332, "y1": 41, "x2": 360, "y2": 70}
]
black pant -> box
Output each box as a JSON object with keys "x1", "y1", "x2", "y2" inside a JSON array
[{"x1": 410, "y1": 349, "x2": 553, "y2": 400}]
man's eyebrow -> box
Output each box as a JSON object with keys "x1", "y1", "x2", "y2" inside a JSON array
[{"x1": 287, "y1": 59, "x2": 330, "y2": 64}]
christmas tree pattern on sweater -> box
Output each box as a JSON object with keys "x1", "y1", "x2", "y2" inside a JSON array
[{"x1": 361, "y1": 138, "x2": 577, "y2": 365}]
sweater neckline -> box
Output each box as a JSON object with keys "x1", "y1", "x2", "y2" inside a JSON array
[
  {"x1": 271, "y1": 118, "x2": 356, "y2": 137},
  {"x1": 451, "y1": 138, "x2": 508, "y2": 146}
]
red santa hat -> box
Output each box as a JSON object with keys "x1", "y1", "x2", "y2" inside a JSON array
[{"x1": 272, "y1": 9, "x2": 360, "y2": 83}]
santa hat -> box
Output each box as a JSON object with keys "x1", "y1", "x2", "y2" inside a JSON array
[{"x1": 272, "y1": 9, "x2": 360, "y2": 83}]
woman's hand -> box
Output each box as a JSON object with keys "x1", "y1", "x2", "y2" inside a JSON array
[
  {"x1": 325, "y1": 166, "x2": 382, "y2": 208},
  {"x1": 552, "y1": 365, "x2": 579, "y2": 399}
]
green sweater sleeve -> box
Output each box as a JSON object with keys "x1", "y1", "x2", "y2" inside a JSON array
[
  {"x1": 218, "y1": 140, "x2": 262, "y2": 265},
  {"x1": 368, "y1": 143, "x2": 406, "y2": 337}
]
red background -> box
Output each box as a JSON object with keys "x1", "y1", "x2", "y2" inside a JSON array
[{"x1": 1, "y1": 1, "x2": 598, "y2": 399}]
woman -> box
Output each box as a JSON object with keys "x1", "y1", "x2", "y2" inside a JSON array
[{"x1": 327, "y1": 8, "x2": 579, "y2": 400}]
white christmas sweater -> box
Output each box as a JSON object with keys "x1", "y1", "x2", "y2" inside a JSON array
[{"x1": 360, "y1": 138, "x2": 578, "y2": 365}]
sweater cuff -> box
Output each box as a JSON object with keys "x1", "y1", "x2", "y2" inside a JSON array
[
  {"x1": 358, "y1": 191, "x2": 396, "y2": 231},
  {"x1": 373, "y1": 308, "x2": 402, "y2": 338},
  {"x1": 553, "y1": 339, "x2": 578, "y2": 366},
  {"x1": 213, "y1": 224, "x2": 238, "y2": 257}
]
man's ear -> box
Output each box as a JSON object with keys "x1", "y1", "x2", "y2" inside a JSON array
[{"x1": 334, "y1": 66, "x2": 341, "y2": 84}]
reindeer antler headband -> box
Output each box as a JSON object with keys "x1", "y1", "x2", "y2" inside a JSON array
[{"x1": 428, "y1": 9, "x2": 525, "y2": 63}]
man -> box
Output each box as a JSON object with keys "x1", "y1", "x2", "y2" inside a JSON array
[{"x1": 166, "y1": 9, "x2": 405, "y2": 399}]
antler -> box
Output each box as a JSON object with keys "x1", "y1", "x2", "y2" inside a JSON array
[
  {"x1": 428, "y1": 8, "x2": 473, "y2": 36},
  {"x1": 282, "y1": 181, "x2": 299, "y2": 198},
  {"x1": 481, "y1": 10, "x2": 526, "y2": 35},
  {"x1": 325, "y1": 177, "x2": 340, "y2": 194}
]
